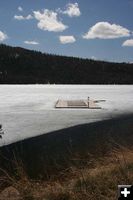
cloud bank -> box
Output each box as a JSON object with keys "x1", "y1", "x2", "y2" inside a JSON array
[
  {"x1": 83, "y1": 22, "x2": 130, "y2": 39},
  {"x1": 59, "y1": 35, "x2": 76, "y2": 44}
]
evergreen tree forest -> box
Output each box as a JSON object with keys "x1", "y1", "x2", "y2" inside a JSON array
[{"x1": 0, "y1": 44, "x2": 133, "y2": 84}]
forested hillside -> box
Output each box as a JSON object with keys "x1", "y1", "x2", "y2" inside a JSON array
[{"x1": 0, "y1": 44, "x2": 133, "y2": 84}]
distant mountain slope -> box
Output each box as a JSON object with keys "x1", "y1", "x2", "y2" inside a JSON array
[{"x1": 0, "y1": 44, "x2": 133, "y2": 84}]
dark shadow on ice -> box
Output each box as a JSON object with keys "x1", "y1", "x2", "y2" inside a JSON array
[{"x1": 0, "y1": 114, "x2": 133, "y2": 178}]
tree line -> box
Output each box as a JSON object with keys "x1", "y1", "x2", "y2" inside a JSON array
[{"x1": 0, "y1": 44, "x2": 133, "y2": 84}]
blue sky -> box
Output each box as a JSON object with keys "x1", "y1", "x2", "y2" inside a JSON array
[{"x1": 0, "y1": 0, "x2": 133, "y2": 62}]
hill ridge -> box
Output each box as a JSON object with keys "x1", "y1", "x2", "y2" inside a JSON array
[{"x1": 0, "y1": 44, "x2": 133, "y2": 84}]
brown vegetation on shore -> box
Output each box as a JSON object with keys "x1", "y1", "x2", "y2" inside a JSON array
[
  {"x1": 0, "y1": 145, "x2": 133, "y2": 200},
  {"x1": 0, "y1": 116, "x2": 133, "y2": 199}
]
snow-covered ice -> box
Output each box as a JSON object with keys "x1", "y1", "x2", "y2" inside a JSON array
[{"x1": 0, "y1": 84, "x2": 133, "y2": 147}]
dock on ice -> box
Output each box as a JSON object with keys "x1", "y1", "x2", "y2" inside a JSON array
[{"x1": 55, "y1": 97, "x2": 102, "y2": 109}]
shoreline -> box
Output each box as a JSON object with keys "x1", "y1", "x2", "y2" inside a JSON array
[{"x1": 0, "y1": 114, "x2": 133, "y2": 178}]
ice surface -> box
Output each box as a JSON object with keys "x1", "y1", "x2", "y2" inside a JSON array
[{"x1": 0, "y1": 84, "x2": 133, "y2": 147}]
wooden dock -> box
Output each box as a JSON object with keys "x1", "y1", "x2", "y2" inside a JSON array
[{"x1": 55, "y1": 99, "x2": 101, "y2": 109}]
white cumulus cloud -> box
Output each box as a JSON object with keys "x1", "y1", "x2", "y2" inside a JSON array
[
  {"x1": 59, "y1": 3, "x2": 81, "y2": 17},
  {"x1": 59, "y1": 36, "x2": 76, "y2": 44},
  {"x1": 83, "y1": 22, "x2": 131, "y2": 39},
  {"x1": 24, "y1": 40, "x2": 39, "y2": 45},
  {"x1": 33, "y1": 9, "x2": 68, "y2": 32},
  {"x1": 0, "y1": 31, "x2": 8, "y2": 41},
  {"x1": 122, "y1": 39, "x2": 133, "y2": 47},
  {"x1": 18, "y1": 6, "x2": 23, "y2": 12},
  {"x1": 14, "y1": 14, "x2": 33, "y2": 20}
]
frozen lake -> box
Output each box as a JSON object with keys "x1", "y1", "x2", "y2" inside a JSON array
[{"x1": 0, "y1": 85, "x2": 133, "y2": 147}]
